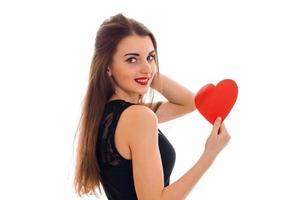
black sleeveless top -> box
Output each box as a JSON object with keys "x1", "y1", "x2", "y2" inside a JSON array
[{"x1": 96, "y1": 99, "x2": 176, "y2": 200}]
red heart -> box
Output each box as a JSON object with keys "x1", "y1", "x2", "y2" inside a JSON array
[{"x1": 194, "y1": 79, "x2": 238, "y2": 124}]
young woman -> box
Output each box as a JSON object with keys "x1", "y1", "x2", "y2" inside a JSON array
[{"x1": 74, "y1": 13, "x2": 231, "y2": 200}]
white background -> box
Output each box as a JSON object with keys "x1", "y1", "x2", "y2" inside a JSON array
[{"x1": 0, "y1": 0, "x2": 299, "y2": 199}]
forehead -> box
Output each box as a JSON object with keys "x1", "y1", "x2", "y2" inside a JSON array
[{"x1": 115, "y1": 35, "x2": 154, "y2": 55}]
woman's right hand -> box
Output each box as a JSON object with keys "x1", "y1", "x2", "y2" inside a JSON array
[{"x1": 203, "y1": 117, "x2": 231, "y2": 161}]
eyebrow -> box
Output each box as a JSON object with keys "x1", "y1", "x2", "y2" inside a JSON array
[{"x1": 124, "y1": 50, "x2": 155, "y2": 57}]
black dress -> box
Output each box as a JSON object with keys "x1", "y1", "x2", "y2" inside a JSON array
[{"x1": 96, "y1": 99, "x2": 176, "y2": 200}]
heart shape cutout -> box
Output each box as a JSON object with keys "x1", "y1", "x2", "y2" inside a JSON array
[{"x1": 194, "y1": 79, "x2": 238, "y2": 124}]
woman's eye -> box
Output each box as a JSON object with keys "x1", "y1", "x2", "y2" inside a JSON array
[
  {"x1": 126, "y1": 57, "x2": 137, "y2": 63},
  {"x1": 147, "y1": 55, "x2": 155, "y2": 62}
]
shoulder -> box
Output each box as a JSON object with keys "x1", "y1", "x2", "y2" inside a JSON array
[
  {"x1": 119, "y1": 104, "x2": 158, "y2": 145},
  {"x1": 122, "y1": 105, "x2": 164, "y2": 198},
  {"x1": 121, "y1": 104, "x2": 158, "y2": 125}
]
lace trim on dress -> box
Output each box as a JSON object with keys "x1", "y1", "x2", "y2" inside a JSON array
[
  {"x1": 100, "y1": 100, "x2": 163, "y2": 166},
  {"x1": 100, "y1": 111, "x2": 123, "y2": 166}
]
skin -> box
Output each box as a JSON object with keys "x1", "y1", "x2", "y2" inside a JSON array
[
  {"x1": 108, "y1": 35, "x2": 157, "y2": 103},
  {"x1": 107, "y1": 35, "x2": 231, "y2": 200}
]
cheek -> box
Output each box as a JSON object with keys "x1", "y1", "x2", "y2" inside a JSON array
[
  {"x1": 152, "y1": 64, "x2": 158, "y2": 74},
  {"x1": 111, "y1": 65, "x2": 130, "y2": 80},
  {"x1": 117, "y1": 71, "x2": 134, "y2": 83}
]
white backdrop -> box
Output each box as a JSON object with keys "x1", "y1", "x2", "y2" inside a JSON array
[{"x1": 0, "y1": 0, "x2": 299, "y2": 199}]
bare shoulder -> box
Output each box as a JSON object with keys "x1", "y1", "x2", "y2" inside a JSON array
[
  {"x1": 120, "y1": 105, "x2": 164, "y2": 198},
  {"x1": 120, "y1": 104, "x2": 158, "y2": 135},
  {"x1": 117, "y1": 104, "x2": 159, "y2": 152},
  {"x1": 114, "y1": 105, "x2": 158, "y2": 160}
]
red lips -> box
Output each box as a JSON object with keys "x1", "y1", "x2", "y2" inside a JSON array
[{"x1": 134, "y1": 77, "x2": 149, "y2": 85}]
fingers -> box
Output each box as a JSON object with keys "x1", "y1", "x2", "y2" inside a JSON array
[
  {"x1": 219, "y1": 123, "x2": 231, "y2": 143},
  {"x1": 212, "y1": 117, "x2": 222, "y2": 136},
  {"x1": 220, "y1": 123, "x2": 226, "y2": 133}
]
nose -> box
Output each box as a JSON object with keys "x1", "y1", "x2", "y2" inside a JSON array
[{"x1": 140, "y1": 61, "x2": 152, "y2": 74}]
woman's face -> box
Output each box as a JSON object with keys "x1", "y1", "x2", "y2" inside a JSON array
[{"x1": 109, "y1": 35, "x2": 157, "y2": 102}]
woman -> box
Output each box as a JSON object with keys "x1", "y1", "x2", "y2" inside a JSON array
[{"x1": 74, "y1": 13, "x2": 231, "y2": 200}]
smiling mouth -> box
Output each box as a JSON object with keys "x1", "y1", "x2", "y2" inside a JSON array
[{"x1": 134, "y1": 78, "x2": 149, "y2": 85}]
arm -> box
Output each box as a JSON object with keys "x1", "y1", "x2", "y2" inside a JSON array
[
  {"x1": 125, "y1": 105, "x2": 230, "y2": 200},
  {"x1": 147, "y1": 73, "x2": 196, "y2": 123},
  {"x1": 161, "y1": 118, "x2": 230, "y2": 200}
]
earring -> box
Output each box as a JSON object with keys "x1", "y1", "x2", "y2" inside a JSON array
[{"x1": 107, "y1": 67, "x2": 112, "y2": 76}]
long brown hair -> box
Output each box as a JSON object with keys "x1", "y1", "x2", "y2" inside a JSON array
[{"x1": 74, "y1": 13, "x2": 160, "y2": 197}]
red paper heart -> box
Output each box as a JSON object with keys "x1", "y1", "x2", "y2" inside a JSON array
[{"x1": 194, "y1": 79, "x2": 238, "y2": 124}]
